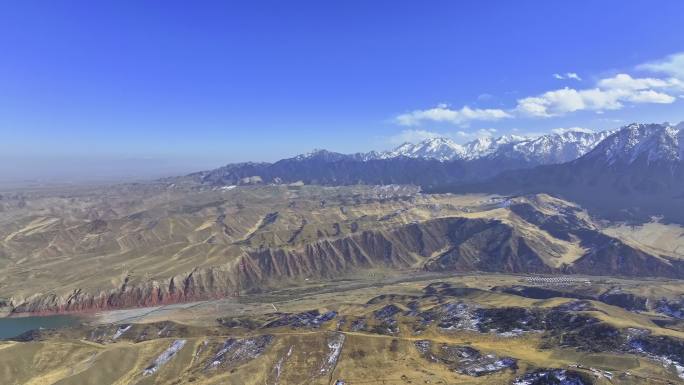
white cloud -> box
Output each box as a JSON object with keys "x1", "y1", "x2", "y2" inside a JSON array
[
  {"x1": 553, "y1": 72, "x2": 582, "y2": 81},
  {"x1": 598, "y1": 73, "x2": 676, "y2": 90},
  {"x1": 551, "y1": 127, "x2": 594, "y2": 135},
  {"x1": 388, "y1": 129, "x2": 442, "y2": 144},
  {"x1": 395, "y1": 104, "x2": 511, "y2": 126},
  {"x1": 523, "y1": 57, "x2": 684, "y2": 118},
  {"x1": 516, "y1": 87, "x2": 625, "y2": 117},
  {"x1": 397, "y1": 52, "x2": 684, "y2": 125},
  {"x1": 625, "y1": 89, "x2": 676, "y2": 104},
  {"x1": 517, "y1": 77, "x2": 676, "y2": 117},
  {"x1": 637, "y1": 52, "x2": 684, "y2": 80}
]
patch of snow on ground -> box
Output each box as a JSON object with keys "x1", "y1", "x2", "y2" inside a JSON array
[{"x1": 143, "y1": 339, "x2": 186, "y2": 376}]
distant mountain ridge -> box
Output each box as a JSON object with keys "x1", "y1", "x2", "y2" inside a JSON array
[
  {"x1": 176, "y1": 128, "x2": 615, "y2": 187},
  {"x1": 441, "y1": 122, "x2": 684, "y2": 222},
  {"x1": 292, "y1": 129, "x2": 612, "y2": 164},
  {"x1": 170, "y1": 122, "x2": 684, "y2": 222},
  {"x1": 368, "y1": 129, "x2": 612, "y2": 164}
]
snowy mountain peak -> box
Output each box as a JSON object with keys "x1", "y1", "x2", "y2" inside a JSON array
[
  {"x1": 585, "y1": 123, "x2": 682, "y2": 165},
  {"x1": 461, "y1": 134, "x2": 527, "y2": 160},
  {"x1": 295, "y1": 149, "x2": 349, "y2": 161},
  {"x1": 379, "y1": 137, "x2": 466, "y2": 161},
  {"x1": 505, "y1": 129, "x2": 613, "y2": 164}
]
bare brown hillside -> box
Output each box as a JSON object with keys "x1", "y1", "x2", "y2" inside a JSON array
[{"x1": 1, "y1": 184, "x2": 683, "y2": 314}]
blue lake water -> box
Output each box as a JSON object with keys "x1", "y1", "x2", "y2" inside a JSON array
[{"x1": 0, "y1": 315, "x2": 82, "y2": 339}]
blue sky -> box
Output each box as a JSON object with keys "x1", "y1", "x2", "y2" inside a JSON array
[{"x1": 1, "y1": 1, "x2": 684, "y2": 181}]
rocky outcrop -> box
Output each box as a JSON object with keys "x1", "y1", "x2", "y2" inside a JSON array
[
  {"x1": 422, "y1": 219, "x2": 554, "y2": 273},
  {"x1": 241, "y1": 219, "x2": 452, "y2": 284},
  {"x1": 513, "y1": 369, "x2": 594, "y2": 385},
  {"x1": 414, "y1": 339, "x2": 517, "y2": 377},
  {"x1": 598, "y1": 290, "x2": 648, "y2": 311},
  {"x1": 9, "y1": 265, "x2": 240, "y2": 314}
]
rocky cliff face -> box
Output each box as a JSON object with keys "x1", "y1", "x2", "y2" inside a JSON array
[{"x1": 9, "y1": 265, "x2": 239, "y2": 314}]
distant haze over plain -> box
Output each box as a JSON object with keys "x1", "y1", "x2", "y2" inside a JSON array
[{"x1": 0, "y1": 155, "x2": 224, "y2": 187}]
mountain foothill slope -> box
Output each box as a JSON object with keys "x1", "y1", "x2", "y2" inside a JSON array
[{"x1": 1, "y1": 181, "x2": 683, "y2": 315}]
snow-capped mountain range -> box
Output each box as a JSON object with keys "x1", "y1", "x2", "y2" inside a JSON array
[
  {"x1": 373, "y1": 130, "x2": 614, "y2": 164},
  {"x1": 297, "y1": 128, "x2": 616, "y2": 165},
  {"x1": 462, "y1": 122, "x2": 684, "y2": 223},
  {"x1": 181, "y1": 122, "x2": 683, "y2": 222},
  {"x1": 294, "y1": 123, "x2": 684, "y2": 168}
]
